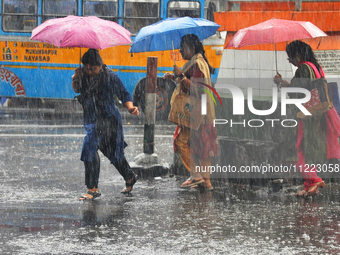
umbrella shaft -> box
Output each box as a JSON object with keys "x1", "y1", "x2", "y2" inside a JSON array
[{"x1": 275, "y1": 43, "x2": 278, "y2": 73}]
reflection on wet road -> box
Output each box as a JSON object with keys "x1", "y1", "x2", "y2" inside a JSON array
[{"x1": 1, "y1": 120, "x2": 340, "y2": 254}]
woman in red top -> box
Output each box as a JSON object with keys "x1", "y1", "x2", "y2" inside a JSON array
[{"x1": 274, "y1": 40, "x2": 340, "y2": 197}]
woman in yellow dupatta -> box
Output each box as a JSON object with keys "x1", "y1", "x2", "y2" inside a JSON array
[{"x1": 164, "y1": 34, "x2": 219, "y2": 190}]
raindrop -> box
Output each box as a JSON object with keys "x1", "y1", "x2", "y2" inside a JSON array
[{"x1": 302, "y1": 233, "x2": 310, "y2": 241}]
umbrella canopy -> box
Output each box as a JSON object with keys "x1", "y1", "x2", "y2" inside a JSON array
[
  {"x1": 225, "y1": 18, "x2": 327, "y2": 72},
  {"x1": 31, "y1": 15, "x2": 131, "y2": 49},
  {"x1": 226, "y1": 18, "x2": 327, "y2": 48},
  {"x1": 128, "y1": 16, "x2": 220, "y2": 53}
]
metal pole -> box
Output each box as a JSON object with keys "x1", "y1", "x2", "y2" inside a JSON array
[{"x1": 143, "y1": 57, "x2": 158, "y2": 154}]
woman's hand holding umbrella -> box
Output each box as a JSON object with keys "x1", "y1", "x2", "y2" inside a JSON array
[
  {"x1": 73, "y1": 67, "x2": 82, "y2": 79},
  {"x1": 163, "y1": 72, "x2": 175, "y2": 80},
  {"x1": 163, "y1": 65, "x2": 185, "y2": 82},
  {"x1": 273, "y1": 72, "x2": 282, "y2": 86},
  {"x1": 173, "y1": 65, "x2": 182, "y2": 77},
  {"x1": 173, "y1": 64, "x2": 190, "y2": 89},
  {"x1": 72, "y1": 67, "x2": 83, "y2": 93},
  {"x1": 273, "y1": 72, "x2": 289, "y2": 88}
]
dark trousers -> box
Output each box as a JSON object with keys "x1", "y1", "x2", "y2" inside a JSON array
[
  {"x1": 84, "y1": 151, "x2": 100, "y2": 189},
  {"x1": 84, "y1": 151, "x2": 134, "y2": 189},
  {"x1": 83, "y1": 115, "x2": 135, "y2": 189}
]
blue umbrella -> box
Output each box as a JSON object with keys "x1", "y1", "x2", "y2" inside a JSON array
[{"x1": 128, "y1": 16, "x2": 220, "y2": 54}]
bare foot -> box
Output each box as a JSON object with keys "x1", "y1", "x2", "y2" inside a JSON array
[
  {"x1": 295, "y1": 189, "x2": 307, "y2": 196},
  {"x1": 305, "y1": 181, "x2": 325, "y2": 197}
]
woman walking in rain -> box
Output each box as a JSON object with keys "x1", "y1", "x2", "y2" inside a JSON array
[
  {"x1": 164, "y1": 34, "x2": 219, "y2": 190},
  {"x1": 72, "y1": 49, "x2": 139, "y2": 200},
  {"x1": 274, "y1": 40, "x2": 340, "y2": 197}
]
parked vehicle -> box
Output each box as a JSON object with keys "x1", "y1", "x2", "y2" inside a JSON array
[{"x1": 0, "y1": 0, "x2": 224, "y2": 119}]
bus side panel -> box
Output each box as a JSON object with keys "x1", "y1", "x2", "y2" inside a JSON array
[
  {"x1": 37, "y1": 68, "x2": 77, "y2": 99},
  {"x1": 0, "y1": 66, "x2": 77, "y2": 99},
  {"x1": 117, "y1": 70, "x2": 148, "y2": 96},
  {"x1": 0, "y1": 42, "x2": 223, "y2": 99},
  {"x1": 0, "y1": 66, "x2": 41, "y2": 98}
]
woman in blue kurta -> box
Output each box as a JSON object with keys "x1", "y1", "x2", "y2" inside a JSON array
[{"x1": 72, "y1": 49, "x2": 139, "y2": 200}]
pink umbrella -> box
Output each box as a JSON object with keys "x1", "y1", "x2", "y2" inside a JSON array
[
  {"x1": 225, "y1": 18, "x2": 327, "y2": 71},
  {"x1": 30, "y1": 15, "x2": 131, "y2": 49}
]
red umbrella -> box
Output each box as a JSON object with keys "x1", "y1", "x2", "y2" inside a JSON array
[{"x1": 225, "y1": 18, "x2": 327, "y2": 71}]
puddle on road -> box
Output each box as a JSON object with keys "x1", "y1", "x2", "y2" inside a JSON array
[
  {"x1": 1, "y1": 127, "x2": 340, "y2": 254},
  {"x1": 1, "y1": 177, "x2": 340, "y2": 255}
]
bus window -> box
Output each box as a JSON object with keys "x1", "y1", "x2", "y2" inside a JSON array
[
  {"x1": 123, "y1": 0, "x2": 159, "y2": 35},
  {"x1": 84, "y1": 0, "x2": 118, "y2": 22},
  {"x1": 2, "y1": 0, "x2": 37, "y2": 32},
  {"x1": 42, "y1": 0, "x2": 77, "y2": 22},
  {"x1": 167, "y1": 1, "x2": 200, "y2": 18}
]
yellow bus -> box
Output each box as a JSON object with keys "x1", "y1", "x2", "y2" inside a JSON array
[{"x1": 0, "y1": 0, "x2": 225, "y2": 119}]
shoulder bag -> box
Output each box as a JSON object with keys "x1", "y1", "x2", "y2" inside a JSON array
[
  {"x1": 168, "y1": 83, "x2": 204, "y2": 130},
  {"x1": 297, "y1": 62, "x2": 333, "y2": 119}
]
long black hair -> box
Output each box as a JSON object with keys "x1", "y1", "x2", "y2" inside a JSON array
[
  {"x1": 180, "y1": 34, "x2": 215, "y2": 75},
  {"x1": 286, "y1": 40, "x2": 321, "y2": 73}
]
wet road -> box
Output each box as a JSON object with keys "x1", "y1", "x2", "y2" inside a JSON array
[{"x1": 1, "y1": 108, "x2": 340, "y2": 254}]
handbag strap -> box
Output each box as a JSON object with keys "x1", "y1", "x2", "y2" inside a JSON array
[
  {"x1": 180, "y1": 77, "x2": 200, "y2": 98},
  {"x1": 299, "y1": 61, "x2": 325, "y2": 79}
]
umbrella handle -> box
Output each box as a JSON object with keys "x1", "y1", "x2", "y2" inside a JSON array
[
  {"x1": 79, "y1": 48, "x2": 82, "y2": 68},
  {"x1": 79, "y1": 48, "x2": 82, "y2": 89},
  {"x1": 275, "y1": 43, "x2": 278, "y2": 73},
  {"x1": 172, "y1": 40, "x2": 176, "y2": 66}
]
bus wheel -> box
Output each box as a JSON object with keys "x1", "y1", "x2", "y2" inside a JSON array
[{"x1": 133, "y1": 77, "x2": 176, "y2": 121}]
